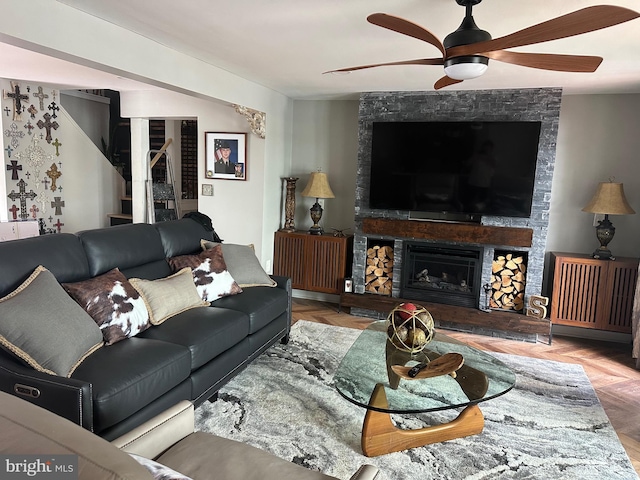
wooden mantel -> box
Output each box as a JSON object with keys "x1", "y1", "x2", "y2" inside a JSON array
[{"x1": 361, "y1": 218, "x2": 533, "y2": 248}]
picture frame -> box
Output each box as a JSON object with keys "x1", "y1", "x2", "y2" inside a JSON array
[{"x1": 204, "y1": 132, "x2": 247, "y2": 181}]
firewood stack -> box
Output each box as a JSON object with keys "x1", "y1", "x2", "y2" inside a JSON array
[
  {"x1": 490, "y1": 253, "x2": 526, "y2": 311},
  {"x1": 365, "y1": 245, "x2": 393, "y2": 295}
]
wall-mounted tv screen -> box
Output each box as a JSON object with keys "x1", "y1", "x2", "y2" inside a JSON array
[{"x1": 368, "y1": 121, "x2": 542, "y2": 220}]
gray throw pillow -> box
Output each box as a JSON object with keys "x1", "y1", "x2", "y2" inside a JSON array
[
  {"x1": 200, "y1": 240, "x2": 277, "y2": 288},
  {"x1": 0, "y1": 266, "x2": 103, "y2": 377}
]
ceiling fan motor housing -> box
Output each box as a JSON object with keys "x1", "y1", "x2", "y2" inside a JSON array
[{"x1": 444, "y1": 10, "x2": 491, "y2": 80}]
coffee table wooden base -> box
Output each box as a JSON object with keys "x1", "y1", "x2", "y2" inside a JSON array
[{"x1": 361, "y1": 383, "x2": 485, "y2": 457}]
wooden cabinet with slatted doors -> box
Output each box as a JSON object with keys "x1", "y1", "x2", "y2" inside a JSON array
[
  {"x1": 273, "y1": 231, "x2": 353, "y2": 294},
  {"x1": 550, "y1": 252, "x2": 638, "y2": 333}
]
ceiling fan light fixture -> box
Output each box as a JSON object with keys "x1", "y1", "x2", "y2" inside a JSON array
[{"x1": 444, "y1": 55, "x2": 489, "y2": 80}]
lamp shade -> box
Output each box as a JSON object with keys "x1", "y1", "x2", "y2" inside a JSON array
[
  {"x1": 301, "y1": 172, "x2": 335, "y2": 199},
  {"x1": 582, "y1": 182, "x2": 635, "y2": 215}
]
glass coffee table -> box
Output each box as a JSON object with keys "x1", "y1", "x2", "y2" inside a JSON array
[{"x1": 334, "y1": 321, "x2": 516, "y2": 457}]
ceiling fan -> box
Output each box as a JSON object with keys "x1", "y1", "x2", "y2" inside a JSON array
[{"x1": 325, "y1": 1, "x2": 640, "y2": 90}]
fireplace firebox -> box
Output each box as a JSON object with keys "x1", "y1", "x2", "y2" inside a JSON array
[{"x1": 401, "y1": 242, "x2": 483, "y2": 308}]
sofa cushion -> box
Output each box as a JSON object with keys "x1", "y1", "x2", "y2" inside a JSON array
[
  {"x1": 212, "y1": 286, "x2": 289, "y2": 334},
  {"x1": 138, "y1": 306, "x2": 250, "y2": 370},
  {"x1": 155, "y1": 218, "x2": 216, "y2": 258},
  {"x1": 71, "y1": 337, "x2": 192, "y2": 433},
  {"x1": 63, "y1": 268, "x2": 151, "y2": 345},
  {"x1": 158, "y1": 432, "x2": 336, "y2": 480},
  {"x1": 78, "y1": 223, "x2": 169, "y2": 279},
  {"x1": 168, "y1": 246, "x2": 242, "y2": 302},
  {"x1": 0, "y1": 266, "x2": 104, "y2": 377},
  {"x1": 201, "y1": 241, "x2": 277, "y2": 288},
  {"x1": 0, "y1": 233, "x2": 90, "y2": 298},
  {"x1": 129, "y1": 454, "x2": 193, "y2": 480},
  {"x1": 130, "y1": 268, "x2": 209, "y2": 325}
]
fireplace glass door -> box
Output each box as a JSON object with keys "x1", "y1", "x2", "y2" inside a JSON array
[{"x1": 401, "y1": 243, "x2": 482, "y2": 308}]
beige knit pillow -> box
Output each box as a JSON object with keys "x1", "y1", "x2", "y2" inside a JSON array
[{"x1": 129, "y1": 268, "x2": 209, "y2": 325}]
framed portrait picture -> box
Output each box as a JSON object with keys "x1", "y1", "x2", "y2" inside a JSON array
[{"x1": 205, "y1": 132, "x2": 247, "y2": 180}]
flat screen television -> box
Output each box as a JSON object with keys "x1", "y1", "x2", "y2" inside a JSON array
[{"x1": 368, "y1": 121, "x2": 542, "y2": 220}]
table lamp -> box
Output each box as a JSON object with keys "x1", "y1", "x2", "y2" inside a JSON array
[
  {"x1": 301, "y1": 171, "x2": 335, "y2": 235},
  {"x1": 581, "y1": 180, "x2": 635, "y2": 260}
]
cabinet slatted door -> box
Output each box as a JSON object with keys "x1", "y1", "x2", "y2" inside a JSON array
[
  {"x1": 307, "y1": 236, "x2": 346, "y2": 293},
  {"x1": 553, "y1": 260, "x2": 601, "y2": 328},
  {"x1": 273, "y1": 233, "x2": 306, "y2": 289},
  {"x1": 273, "y1": 231, "x2": 353, "y2": 295},
  {"x1": 550, "y1": 252, "x2": 638, "y2": 333},
  {"x1": 605, "y1": 262, "x2": 638, "y2": 332}
]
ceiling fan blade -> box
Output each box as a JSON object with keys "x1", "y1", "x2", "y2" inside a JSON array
[
  {"x1": 485, "y1": 51, "x2": 603, "y2": 72},
  {"x1": 434, "y1": 76, "x2": 463, "y2": 90},
  {"x1": 447, "y1": 5, "x2": 640, "y2": 58},
  {"x1": 367, "y1": 13, "x2": 446, "y2": 57},
  {"x1": 324, "y1": 58, "x2": 443, "y2": 74}
]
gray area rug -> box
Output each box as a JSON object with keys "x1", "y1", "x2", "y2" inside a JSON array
[{"x1": 195, "y1": 321, "x2": 638, "y2": 480}]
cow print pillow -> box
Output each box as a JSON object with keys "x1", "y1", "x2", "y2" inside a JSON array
[
  {"x1": 168, "y1": 245, "x2": 242, "y2": 302},
  {"x1": 63, "y1": 268, "x2": 151, "y2": 345}
]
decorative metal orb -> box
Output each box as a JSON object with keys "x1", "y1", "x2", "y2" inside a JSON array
[{"x1": 386, "y1": 302, "x2": 435, "y2": 353}]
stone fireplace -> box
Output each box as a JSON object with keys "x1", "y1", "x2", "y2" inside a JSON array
[{"x1": 349, "y1": 88, "x2": 562, "y2": 330}]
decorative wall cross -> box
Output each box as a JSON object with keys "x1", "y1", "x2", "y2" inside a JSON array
[
  {"x1": 36, "y1": 113, "x2": 59, "y2": 144},
  {"x1": 32, "y1": 86, "x2": 49, "y2": 111},
  {"x1": 8, "y1": 204, "x2": 19, "y2": 220},
  {"x1": 52, "y1": 138, "x2": 62, "y2": 156},
  {"x1": 46, "y1": 163, "x2": 61, "y2": 191},
  {"x1": 7, "y1": 179, "x2": 38, "y2": 220},
  {"x1": 29, "y1": 204, "x2": 39, "y2": 219},
  {"x1": 6, "y1": 160, "x2": 22, "y2": 180},
  {"x1": 14, "y1": 136, "x2": 53, "y2": 181},
  {"x1": 51, "y1": 196, "x2": 65, "y2": 216},
  {"x1": 3, "y1": 107, "x2": 10, "y2": 117},
  {"x1": 3, "y1": 81, "x2": 29, "y2": 121},
  {"x1": 27, "y1": 105, "x2": 38, "y2": 119},
  {"x1": 53, "y1": 219, "x2": 64, "y2": 233},
  {"x1": 38, "y1": 192, "x2": 50, "y2": 214},
  {"x1": 4, "y1": 122, "x2": 25, "y2": 148},
  {"x1": 47, "y1": 101, "x2": 60, "y2": 119},
  {"x1": 4, "y1": 145, "x2": 13, "y2": 157},
  {"x1": 24, "y1": 121, "x2": 34, "y2": 135},
  {"x1": 41, "y1": 177, "x2": 50, "y2": 190}
]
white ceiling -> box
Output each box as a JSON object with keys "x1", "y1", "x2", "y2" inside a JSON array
[{"x1": 4, "y1": 0, "x2": 640, "y2": 99}]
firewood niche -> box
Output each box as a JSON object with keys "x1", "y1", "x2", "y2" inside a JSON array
[
  {"x1": 365, "y1": 244, "x2": 394, "y2": 295},
  {"x1": 490, "y1": 253, "x2": 527, "y2": 311}
]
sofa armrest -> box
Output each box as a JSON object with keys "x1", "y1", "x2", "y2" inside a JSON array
[
  {"x1": 349, "y1": 465, "x2": 380, "y2": 480},
  {"x1": 270, "y1": 274, "x2": 291, "y2": 293},
  {"x1": 271, "y1": 275, "x2": 292, "y2": 338},
  {"x1": 111, "y1": 400, "x2": 194, "y2": 459},
  {"x1": 0, "y1": 362, "x2": 93, "y2": 431}
]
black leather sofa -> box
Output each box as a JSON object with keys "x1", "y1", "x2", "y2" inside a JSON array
[{"x1": 0, "y1": 218, "x2": 291, "y2": 440}]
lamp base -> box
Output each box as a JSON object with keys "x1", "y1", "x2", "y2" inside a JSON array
[
  {"x1": 592, "y1": 247, "x2": 615, "y2": 261},
  {"x1": 592, "y1": 215, "x2": 616, "y2": 260},
  {"x1": 308, "y1": 224, "x2": 324, "y2": 235},
  {"x1": 308, "y1": 200, "x2": 324, "y2": 235}
]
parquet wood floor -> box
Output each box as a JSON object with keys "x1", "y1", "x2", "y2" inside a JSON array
[{"x1": 292, "y1": 298, "x2": 640, "y2": 474}]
